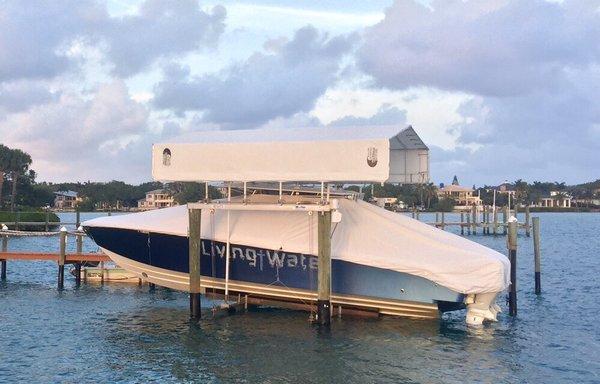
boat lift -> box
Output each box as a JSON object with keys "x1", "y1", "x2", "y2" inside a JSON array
[{"x1": 152, "y1": 125, "x2": 430, "y2": 324}]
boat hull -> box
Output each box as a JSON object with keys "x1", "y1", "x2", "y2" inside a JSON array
[{"x1": 86, "y1": 226, "x2": 465, "y2": 318}]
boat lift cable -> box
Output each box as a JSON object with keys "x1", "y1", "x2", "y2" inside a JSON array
[{"x1": 225, "y1": 182, "x2": 232, "y2": 301}]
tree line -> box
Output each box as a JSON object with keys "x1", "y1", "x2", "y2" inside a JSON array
[{"x1": 0, "y1": 144, "x2": 32, "y2": 211}]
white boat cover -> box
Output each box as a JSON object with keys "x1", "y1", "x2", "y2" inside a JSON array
[
  {"x1": 152, "y1": 125, "x2": 429, "y2": 184},
  {"x1": 84, "y1": 198, "x2": 509, "y2": 294}
]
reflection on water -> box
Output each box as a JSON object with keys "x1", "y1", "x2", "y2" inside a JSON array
[{"x1": 0, "y1": 212, "x2": 599, "y2": 383}]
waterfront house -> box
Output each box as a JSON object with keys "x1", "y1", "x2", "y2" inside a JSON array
[
  {"x1": 537, "y1": 191, "x2": 573, "y2": 208},
  {"x1": 137, "y1": 189, "x2": 178, "y2": 210},
  {"x1": 437, "y1": 177, "x2": 481, "y2": 207},
  {"x1": 53, "y1": 191, "x2": 83, "y2": 210}
]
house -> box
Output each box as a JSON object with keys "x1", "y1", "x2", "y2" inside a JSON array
[
  {"x1": 53, "y1": 191, "x2": 83, "y2": 210},
  {"x1": 372, "y1": 197, "x2": 397, "y2": 209},
  {"x1": 138, "y1": 189, "x2": 178, "y2": 210},
  {"x1": 538, "y1": 191, "x2": 572, "y2": 208},
  {"x1": 437, "y1": 176, "x2": 481, "y2": 207}
]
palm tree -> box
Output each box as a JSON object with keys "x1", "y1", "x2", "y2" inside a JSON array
[
  {"x1": 0, "y1": 144, "x2": 12, "y2": 209},
  {"x1": 422, "y1": 182, "x2": 437, "y2": 209},
  {"x1": 8, "y1": 148, "x2": 32, "y2": 211}
]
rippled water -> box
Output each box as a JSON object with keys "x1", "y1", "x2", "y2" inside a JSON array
[{"x1": 1, "y1": 212, "x2": 599, "y2": 383}]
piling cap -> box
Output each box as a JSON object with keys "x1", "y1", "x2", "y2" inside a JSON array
[
  {"x1": 60, "y1": 226, "x2": 68, "y2": 232},
  {"x1": 1, "y1": 224, "x2": 7, "y2": 231}
]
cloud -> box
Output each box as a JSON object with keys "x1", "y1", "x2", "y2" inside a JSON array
[
  {"x1": 328, "y1": 103, "x2": 407, "y2": 126},
  {"x1": 153, "y1": 26, "x2": 357, "y2": 128},
  {"x1": 0, "y1": 0, "x2": 226, "y2": 82},
  {"x1": 358, "y1": 0, "x2": 600, "y2": 97},
  {"x1": 103, "y1": 1, "x2": 226, "y2": 76},
  {"x1": 0, "y1": 81, "x2": 59, "y2": 115},
  {"x1": 356, "y1": 0, "x2": 600, "y2": 184},
  {"x1": 0, "y1": 80, "x2": 152, "y2": 181}
]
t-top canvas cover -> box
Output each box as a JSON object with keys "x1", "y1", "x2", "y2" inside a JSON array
[{"x1": 152, "y1": 125, "x2": 429, "y2": 183}]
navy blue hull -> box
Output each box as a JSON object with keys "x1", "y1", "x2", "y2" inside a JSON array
[{"x1": 85, "y1": 226, "x2": 464, "y2": 311}]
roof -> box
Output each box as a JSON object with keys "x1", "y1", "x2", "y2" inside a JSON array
[
  {"x1": 146, "y1": 189, "x2": 167, "y2": 194},
  {"x1": 152, "y1": 125, "x2": 429, "y2": 184},
  {"x1": 54, "y1": 190, "x2": 78, "y2": 197},
  {"x1": 439, "y1": 185, "x2": 473, "y2": 193}
]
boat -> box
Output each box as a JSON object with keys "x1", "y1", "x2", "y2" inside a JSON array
[
  {"x1": 83, "y1": 125, "x2": 510, "y2": 325},
  {"x1": 69, "y1": 262, "x2": 141, "y2": 283}
]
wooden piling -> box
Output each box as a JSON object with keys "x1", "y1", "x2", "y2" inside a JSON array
[
  {"x1": 471, "y1": 205, "x2": 477, "y2": 235},
  {"x1": 441, "y1": 212, "x2": 445, "y2": 231},
  {"x1": 188, "y1": 208, "x2": 202, "y2": 319},
  {"x1": 466, "y1": 214, "x2": 471, "y2": 235},
  {"x1": 75, "y1": 231, "x2": 83, "y2": 287},
  {"x1": 460, "y1": 212, "x2": 464, "y2": 235},
  {"x1": 75, "y1": 210, "x2": 81, "y2": 229},
  {"x1": 416, "y1": 211, "x2": 420, "y2": 221},
  {"x1": 503, "y1": 206, "x2": 508, "y2": 235},
  {"x1": 58, "y1": 228, "x2": 67, "y2": 290},
  {"x1": 508, "y1": 222, "x2": 518, "y2": 316},
  {"x1": 533, "y1": 217, "x2": 541, "y2": 294},
  {"x1": 493, "y1": 207, "x2": 498, "y2": 236},
  {"x1": 1, "y1": 232, "x2": 7, "y2": 280},
  {"x1": 525, "y1": 206, "x2": 531, "y2": 237},
  {"x1": 45, "y1": 211, "x2": 50, "y2": 232},
  {"x1": 435, "y1": 212, "x2": 439, "y2": 228},
  {"x1": 317, "y1": 210, "x2": 332, "y2": 326},
  {"x1": 15, "y1": 211, "x2": 20, "y2": 231}
]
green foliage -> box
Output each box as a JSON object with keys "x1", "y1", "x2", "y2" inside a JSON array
[
  {"x1": 431, "y1": 198, "x2": 455, "y2": 212},
  {"x1": 171, "y1": 182, "x2": 222, "y2": 204},
  {"x1": 0, "y1": 211, "x2": 59, "y2": 223}
]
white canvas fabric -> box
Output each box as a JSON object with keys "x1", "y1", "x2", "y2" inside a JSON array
[
  {"x1": 85, "y1": 197, "x2": 509, "y2": 294},
  {"x1": 152, "y1": 125, "x2": 429, "y2": 184}
]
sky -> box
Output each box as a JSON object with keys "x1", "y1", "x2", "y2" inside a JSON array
[{"x1": 0, "y1": 0, "x2": 599, "y2": 187}]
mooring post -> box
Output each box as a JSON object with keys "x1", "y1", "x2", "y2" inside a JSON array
[
  {"x1": 75, "y1": 209, "x2": 81, "y2": 229},
  {"x1": 466, "y1": 214, "x2": 471, "y2": 235},
  {"x1": 1, "y1": 227, "x2": 8, "y2": 280},
  {"x1": 15, "y1": 211, "x2": 20, "y2": 231},
  {"x1": 317, "y1": 210, "x2": 332, "y2": 326},
  {"x1": 525, "y1": 206, "x2": 531, "y2": 237},
  {"x1": 533, "y1": 217, "x2": 541, "y2": 295},
  {"x1": 435, "y1": 212, "x2": 439, "y2": 228},
  {"x1": 503, "y1": 206, "x2": 508, "y2": 235},
  {"x1": 441, "y1": 212, "x2": 445, "y2": 230},
  {"x1": 58, "y1": 227, "x2": 67, "y2": 290},
  {"x1": 189, "y1": 208, "x2": 202, "y2": 320},
  {"x1": 45, "y1": 210, "x2": 50, "y2": 232},
  {"x1": 471, "y1": 205, "x2": 477, "y2": 235},
  {"x1": 460, "y1": 212, "x2": 465, "y2": 235},
  {"x1": 508, "y1": 221, "x2": 518, "y2": 316},
  {"x1": 411, "y1": 209, "x2": 415, "y2": 219},
  {"x1": 493, "y1": 207, "x2": 498, "y2": 236},
  {"x1": 75, "y1": 228, "x2": 83, "y2": 287},
  {"x1": 416, "y1": 210, "x2": 420, "y2": 221}
]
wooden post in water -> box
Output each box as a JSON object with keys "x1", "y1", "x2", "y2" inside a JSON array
[
  {"x1": 1, "y1": 229, "x2": 7, "y2": 280},
  {"x1": 416, "y1": 210, "x2": 420, "y2": 221},
  {"x1": 471, "y1": 205, "x2": 477, "y2": 235},
  {"x1": 441, "y1": 212, "x2": 445, "y2": 231},
  {"x1": 75, "y1": 229, "x2": 83, "y2": 287},
  {"x1": 493, "y1": 207, "x2": 498, "y2": 236},
  {"x1": 45, "y1": 211, "x2": 50, "y2": 232},
  {"x1": 460, "y1": 212, "x2": 464, "y2": 235},
  {"x1": 188, "y1": 208, "x2": 202, "y2": 319},
  {"x1": 533, "y1": 217, "x2": 541, "y2": 295},
  {"x1": 525, "y1": 206, "x2": 531, "y2": 237},
  {"x1": 317, "y1": 210, "x2": 332, "y2": 326},
  {"x1": 58, "y1": 227, "x2": 67, "y2": 290},
  {"x1": 75, "y1": 209, "x2": 81, "y2": 229},
  {"x1": 508, "y1": 222, "x2": 518, "y2": 316},
  {"x1": 466, "y1": 214, "x2": 471, "y2": 235},
  {"x1": 15, "y1": 211, "x2": 20, "y2": 231},
  {"x1": 435, "y1": 212, "x2": 439, "y2": 227},
  {"x1": 503, "y1": 206, "x2": 508, "y2": 235},
  {"x1": 483, "y1": 206, "x2": 488, "y2": 235}
]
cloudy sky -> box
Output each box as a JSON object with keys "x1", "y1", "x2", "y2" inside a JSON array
[{"x1": 1, "y1": 0, "x2": 598, "y2": 186}]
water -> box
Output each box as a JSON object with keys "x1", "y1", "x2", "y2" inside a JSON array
[{"x1": 1, "y1": 212, "x2": 599, "y2": 383}]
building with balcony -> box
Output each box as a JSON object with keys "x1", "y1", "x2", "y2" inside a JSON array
[
  {"x1": 53, "y1": 191, "x2": 83, "y2": 210},
  {"x1": 137, "y1": 189, "x2": 178, "y2": 210}
]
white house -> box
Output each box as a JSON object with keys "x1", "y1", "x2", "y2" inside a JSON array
[{"x1": 138, "y1": 189, "x2": 178, "y2": 210}]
